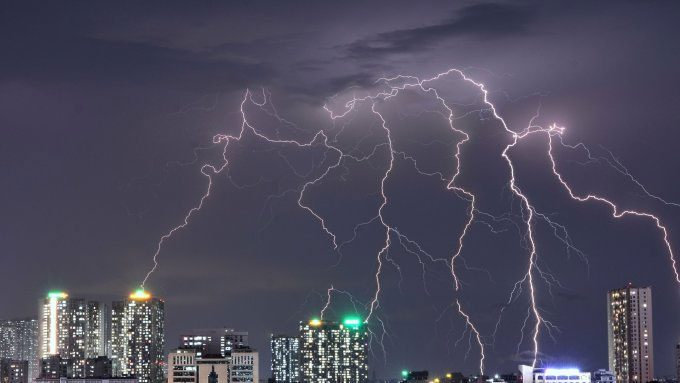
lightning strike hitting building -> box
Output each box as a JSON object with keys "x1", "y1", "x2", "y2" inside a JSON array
[{"x1": 138, "y1": 68, "x2": 679, "y2": 373}]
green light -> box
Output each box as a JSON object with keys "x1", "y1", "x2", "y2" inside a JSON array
[
  {"x1": 402, "y1": 370, "x2": 409, "y2": 378},
  {"x1": 47, "y1": 291, "x2": 67, "y2": 299},
  {"x1": 343, "y1": 316, "x2": 361, "y2": 327}
]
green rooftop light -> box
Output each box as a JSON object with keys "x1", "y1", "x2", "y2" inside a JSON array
[
  {"x1": 343, "y1": 316, "x2": 362, "y2": 328},
  {"x1": 401, "y1": 370, "x2": 409, "y2": 378},
  {"x1": 47, "y1": 291, "x2": 68, "y2": 299}
]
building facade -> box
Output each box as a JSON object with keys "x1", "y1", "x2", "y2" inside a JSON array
[
  {"x1": 109, "y1": 302, "x2": 125, "y2": 378},
  {"x1": 110, "y1": 290, "x2": 164, "y2": 383},
  {"x1": 0, "y1": 319, "x2": 39, "y2": 379},
  {"x1": 168, "y1": 349, "x2": 198, "y2": 383},
  {"x1": 229, "y1": 350, "x2": 257, "y2": 383},
  {"x1": 270, "y1": 335, "x2": 299, "y2": 383},
  {"x1": 299, "y1": 318, "x2": 368, "y2": 383},
  {"x1": 607, "y1": 285, "x2": 654, "y2": 383},
  {"x1": 197, "y1": 355, "x2": 230, "y2": 383}
]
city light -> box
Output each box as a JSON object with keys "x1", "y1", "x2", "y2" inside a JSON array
[
  {"x1": 402, "y1": 370, "x2": 409, "y2": 378},
  {"x1": 544, "y1": 368, "x2": 581, "y2": 375},
  {"x1": 129, "y1": 288, "x2": 152, "y2": 300},
  {"x1": 309, "y1": 319, "x2": 321, "y2": 326},
  {"x1": 47, "y1": 291, "x2": 68, "y2": 299},
  {"x1": 343, "y1": 316, "x2": 361, "y2": 328}
]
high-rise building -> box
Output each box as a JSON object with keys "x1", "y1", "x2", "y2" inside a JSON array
[
  {"x1": 111, "y1": 289, "x2": 165, "y2": 383},
  {"x1": 38, "y1": 292, "x2": 108, "y2": 378},
  {"x1": 299, "y1": 318, "x2": 368, "y2": 383},
  {"x1": 270, "y1": 335, "x2": 299, "y2": 383},
  {"x1": 0, "y1": 318, "x2": 39, "y2": 379},
  {"x1": 39, "y1": 292, "x2": 69, "y2": 360},
  {"x1": 607, "y1": 285, "x2": 654, "y2": 383},
  {"x1": 179, "y1": 329, "x2": 248, "y2": 358},
  {"x1": 0, "y1": 359, "x2": 29, "y2": 383},
  {"x1": 110, "y1": 301, "x2": 125, "y2": 377}
]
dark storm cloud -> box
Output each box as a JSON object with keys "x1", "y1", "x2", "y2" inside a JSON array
[
  {"x1": 346, "y1": 3, "x2": 536, "y2": 58},
  {"x1": 0, "y1": 30, "x2": 275, "y2": 92},
  {"x1": 0, "y1": 2, "x2": 282, "y2": 91}
]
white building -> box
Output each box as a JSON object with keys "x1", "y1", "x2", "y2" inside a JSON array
[
  {"x1": 167, "y1": 348, "x2": 257, "y2": 383},
  {"x1": 607, "y1": 285, "x2": 654, "y2": 383},
  {"x1": 519, "y1": 366, "x2": 591, "y2": 383}
]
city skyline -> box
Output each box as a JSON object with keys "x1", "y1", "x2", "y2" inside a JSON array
[
  {"x1": 0, "y1": 285, "x2": 677, "y2": 381},
  {"x1": 3, "y1": 1, "x2": 680, "y2": 379}
]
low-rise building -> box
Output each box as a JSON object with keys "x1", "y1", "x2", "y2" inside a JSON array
[
  {"x1": 167, "y1": 347, "x2": 258, "y2": 383},
  {"x1": 520, "y1": 366, "x2": 591, "y2": 383},
  {"x1": 592, "y1": 370, "x2": 615, "y2": 383},
  {"x1": 168, "y1": 349, "x2": 197, "y2": 383}
]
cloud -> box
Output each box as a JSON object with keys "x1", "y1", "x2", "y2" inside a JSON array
[{"x1": 346, "y1": 2, "x2": 536, "y2": 58}]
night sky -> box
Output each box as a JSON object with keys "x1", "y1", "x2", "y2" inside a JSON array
[{"x1": 2, "y1": 1, "x2": 680, "y2": 379}]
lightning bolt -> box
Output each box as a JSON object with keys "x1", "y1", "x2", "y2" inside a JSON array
[{"x1": 139, "y1": 67, "x2": 678, "y2": 373}]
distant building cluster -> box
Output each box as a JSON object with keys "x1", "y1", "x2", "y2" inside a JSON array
[
  {"x1": 0, "y1": 283, "x2": 676, "y2": 383},
  {"x1": 1, "y1": 289, "x2": 163, "y2": 383}
]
